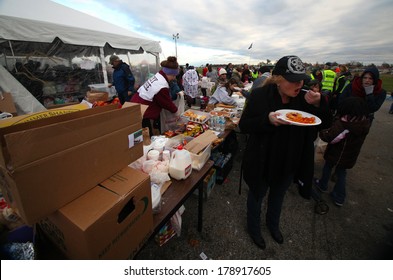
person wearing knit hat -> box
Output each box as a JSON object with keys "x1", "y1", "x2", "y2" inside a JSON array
[
  {"x1": 215, "y1": 67, "x2": 228, "y2": 87},
  {"x1": 131, "y1": 56, "x2": 179, "y2": 136},
  {"x1": 160, "y1": 56, "x2": 179, "y2": 76},
  {"x1": 108, "y1": 54, "x2": 135, "y2": 105},
  {"x1": 339, "y1": 65, "x2": 386, "y2": 124},
  {"x1": 219, "y1": 68, "x2": 227, "y2": 76}
]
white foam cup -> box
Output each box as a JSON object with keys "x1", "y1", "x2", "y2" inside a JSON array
[{"x1": 147, "y1": 149, "x2": 160, "y2": 161}]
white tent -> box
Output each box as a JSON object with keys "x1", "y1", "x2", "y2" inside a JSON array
[
  {"x1": 0, "y1": 14, "x2": 161, "y2": 55},
  {"x1": 0, "y1": 0, "x2": 161, "y2": 54},
  {"x1": 0, "y1": 0, "x2": 162, "y2": 113},
  {"x1": 0, "y1": 0, "x2": 161, "y2": 82}
]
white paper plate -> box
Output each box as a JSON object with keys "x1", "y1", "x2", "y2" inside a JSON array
[{"x1": 276, "y1": 109, "x2": 321, "y2": 126}]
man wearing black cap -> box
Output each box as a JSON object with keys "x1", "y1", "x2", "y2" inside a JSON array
[
  {"x1": 239, "y1": 55, "x2": 331, "y2": 250},
  {"x1": 108, "y1": 55, "x2": 135, "y2": 105}
]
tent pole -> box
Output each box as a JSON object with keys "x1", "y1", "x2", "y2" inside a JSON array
[
  {"x1": 127, "y1": 53, "x2": 132, "y2": 66},
  {"x1": 99, "y1": 47, "x2": 108, "y2": 84},
  {"x1": 152, "y1": 52, "x2": 160, "y2": 73},
  {"x1": 8, "y1": 41, "x2": 16, "y2": 71}
]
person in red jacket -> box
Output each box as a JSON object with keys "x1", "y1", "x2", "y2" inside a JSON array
[
  {"x1": 339, "y1": 66, "x2": 386, "y2": 124},
  {"x1": 131, "y1": 56, "x2": 179, "y2": 136},
  {"x1": 202, "y1": 63, "x2": 209, "y2": 77}
]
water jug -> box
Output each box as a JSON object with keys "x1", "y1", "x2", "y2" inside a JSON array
[{"x1": 169, "y1": 146, "x2": 192, "y2": 180}]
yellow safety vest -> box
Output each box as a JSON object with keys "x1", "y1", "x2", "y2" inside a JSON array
[
  {"x1": 252, "y1": 71, "x2": 258, "y2": 79},
  {"x1": 321, "y1": 70, "x2": 336, "y2": 92},
  {"x1": 334, "y1": 76, "x2": 350, "y2": 94}
]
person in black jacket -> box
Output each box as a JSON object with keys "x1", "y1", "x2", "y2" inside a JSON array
[
  {"x1": 239, "y1": 55, "x2": 331, "y2": 249},
  {"x1": 293, "y1": 78, "x2": 332, "y2": 200},
  {"x1": 314, "y1": 97, "x2": 371, "y2": 207}
]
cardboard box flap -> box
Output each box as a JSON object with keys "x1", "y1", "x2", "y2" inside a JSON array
[
  {"x1": 2, "y1": 104, "x2": 141, "y2": 170},
  {"x1": 59, "y1": 187, "x2": 118, "y2": 230},
  {"x1": 99, "y1": 167, "x2": 149, "y2": 196},
  {"x1": 57, "y1": 167, "x2": 150, "y2": 231},
  {"x1": 0, "y1": 103, "x2": 92, "y2": 129},
  {"x1": 0, "y1": 104, "x2": 114, "y2": 136},
  {"x1": 184, "y1": 130, "x2": 218, "y2": 154}
]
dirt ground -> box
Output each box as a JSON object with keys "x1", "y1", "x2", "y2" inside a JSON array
[{"x1": 135, "y1": 98, "x2": 393, "y2": 260}]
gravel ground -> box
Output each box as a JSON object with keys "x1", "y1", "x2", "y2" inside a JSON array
[{"x1": 135, "y1": 99, "x2": 393, "y2": 260}]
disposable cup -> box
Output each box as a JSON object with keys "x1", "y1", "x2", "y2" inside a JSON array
[
  {"x1": 147, "y1": 149, "x2": 160, "y2": 161},
  {"x1": 143, "y1": 160, "x2": 155, "y2": 173},
  {"x1": 162, "y1": 150, "x2": 171, "y2": 161}
]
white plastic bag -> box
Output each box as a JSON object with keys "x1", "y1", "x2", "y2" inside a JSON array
[
  {"x1": 170, "y1": 205, "x2": 185, "y2": 237},
  {"x1": 160, "y1": 91, "x2": 185, "y2": 132},
  {"x1": 314, "y1": 137, "x2": 328, "y2": 163}
]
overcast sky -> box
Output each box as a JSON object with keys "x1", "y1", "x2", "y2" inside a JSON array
[{"x1": 48, "y1": 0, "x2": 393, "y2": 66}]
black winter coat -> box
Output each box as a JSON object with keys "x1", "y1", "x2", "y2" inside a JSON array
[
  {"x1": 239, "y1": 84, "x2": 331, "y2": 196},
  {"x1": 321, "y1": 117, "x2": 370, "y2": 169}
]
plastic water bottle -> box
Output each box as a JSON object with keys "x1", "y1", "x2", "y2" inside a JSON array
[
  {"x1": 208, "y1": 116, "x2": 215, "y2": 130},
  {"x1": 218, "y1": 116, "x2": 226, "y2": 132}
]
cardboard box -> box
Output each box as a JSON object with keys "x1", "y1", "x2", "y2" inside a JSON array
[
  {"x1": 190, "y1": 143, "x2": 211, "y2": 171},
  {"x1": 165, "y1": 134, "x2": 214, "y2": 171},
  {"x1": 193, "y1": 167, "x2": 216, "y2": 200},
  {"x1": 39, "y1": 167, "x2": 153, "y2": 259},
  {"x1": 0, "y1": 92, "x2": 17, "y2": 116},
  {"x1": 184, "y1": 130, "x2": 216, "y2": 170},
  {"x1": 184, "y1": 130, "x2": 217, "y2": 155},
  {"x1": 0, "y1": 103, "x2": 143, "y2": 225},
  {"x1": 203, "y1": 168, "x2": 216, "y2": 199},
  {"x1": 85, "y1": 91, "x2": 109, "y2": 103}
]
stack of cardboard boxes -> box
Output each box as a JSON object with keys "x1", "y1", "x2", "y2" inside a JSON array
[{"x1": 0, "y1": 102, "x2": 154, "y2": 259}]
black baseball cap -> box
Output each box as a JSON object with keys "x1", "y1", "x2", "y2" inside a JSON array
[{"x1": 272, "y1": 55, "x2": 309, "y2": 82}]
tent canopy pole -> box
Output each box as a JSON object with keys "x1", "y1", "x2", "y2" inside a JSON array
[{"x1": 99, "y1": 47, "x2": 108, "y2": 84}]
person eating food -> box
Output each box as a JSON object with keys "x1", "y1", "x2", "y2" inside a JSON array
[{"x1": 239, "y1": 55, "x2": 331, "y2": 250}]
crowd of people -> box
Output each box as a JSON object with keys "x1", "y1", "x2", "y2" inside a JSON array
[{"x1": 112, "y1": 55, "x2": 389, "y2": 250}]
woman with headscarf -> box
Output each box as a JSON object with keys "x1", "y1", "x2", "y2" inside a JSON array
[
  {"x1": 131, "y1": 56, "x2": 179, "y2": 136},
  {"x1": 182, "y1": 66, "x2": 199, "y2": 107}
]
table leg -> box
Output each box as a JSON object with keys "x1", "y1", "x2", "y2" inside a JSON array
[{"x1": 198, "y1": 181, "x2": 203, "y2": 232}]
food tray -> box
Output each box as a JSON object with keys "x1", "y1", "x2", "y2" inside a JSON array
[
  {"x1": 181, "y1": 109, "x2": 210, "y2": 124},
  {"x1": 210, "y1": 107, "x2": 236, "y2": 118}
]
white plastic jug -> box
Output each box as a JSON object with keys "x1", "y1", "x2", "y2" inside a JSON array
[{"x1": 169, "y1": 146, "x2": 192, "y2": 180}]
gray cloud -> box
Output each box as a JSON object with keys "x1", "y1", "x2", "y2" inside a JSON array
[{"x1": 62, "y1": 0, "x2": 393, "y2": 65}]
